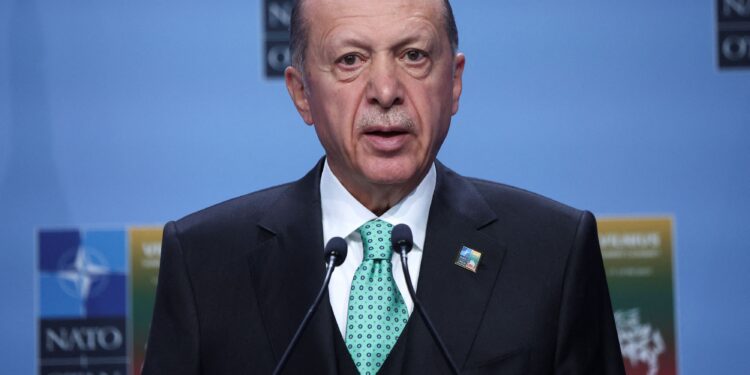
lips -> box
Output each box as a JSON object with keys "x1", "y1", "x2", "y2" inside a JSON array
[{"x1": 361, "y1": 126, "x2": 411, "y2": 153}]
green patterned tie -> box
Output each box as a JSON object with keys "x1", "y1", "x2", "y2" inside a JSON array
[{"x1": 345, "y1": 219, "x2": 409, "y2": 375}]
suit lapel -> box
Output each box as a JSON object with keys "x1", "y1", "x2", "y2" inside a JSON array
[
  {"x1": 247, "y1": 160, "x2": 340, "y2": 374},
  {"x1": 401, "y1": 162, "x2": 508, "y2": 372}
]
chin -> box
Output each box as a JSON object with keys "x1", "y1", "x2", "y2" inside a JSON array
[{"x1": 361, "y1": 161, "x2": 421, "y2": 187}]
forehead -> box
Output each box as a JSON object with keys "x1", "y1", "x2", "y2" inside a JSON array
[{"x1": 302, "y1": 0, "x2": 446, "y2": 44}]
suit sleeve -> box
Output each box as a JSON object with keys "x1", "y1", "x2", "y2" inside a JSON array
[
  {"x1": 141, "y1": 221, "x2": 201, "y2": 375},
  {"x1": 554, "y1": 211, "x2": 625, "y2": 374}
]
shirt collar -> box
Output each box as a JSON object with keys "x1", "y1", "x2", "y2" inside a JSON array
[{"x1": 320, "y1": 159, "x2": 436, "y2": 251}]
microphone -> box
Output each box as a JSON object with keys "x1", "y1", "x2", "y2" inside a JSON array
[
  {"x1": 391, "y1": 224, "x2": 461, "y2": 375},
  {"x1": 272, "y1": 237, "x2": 348, "y2": 375}
]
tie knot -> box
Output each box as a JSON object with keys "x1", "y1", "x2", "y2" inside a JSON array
[{"x1": 358, "y1": 219, "x2": 394, "y2": 260}]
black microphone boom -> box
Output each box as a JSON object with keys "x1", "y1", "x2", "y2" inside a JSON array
[
  {"x1": 391, "y1": 224, "x2": 461, "y2": 375},
  {"x1": 272, "y1": 237, "x2": 348, "y2": 375}
]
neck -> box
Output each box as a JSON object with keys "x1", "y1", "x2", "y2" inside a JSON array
[
  {"x1": 329, "y1": 165, "x2": 428, "y2": 216},
  {"x1": 352, "y1": 184, "x2": 415, "y2": 216}
]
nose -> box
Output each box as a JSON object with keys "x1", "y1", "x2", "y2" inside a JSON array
[{"x1": 366, "y1": 55, "x2": 404, "y2": 109}]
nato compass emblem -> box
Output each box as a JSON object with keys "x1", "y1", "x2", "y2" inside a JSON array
[
  {"x1": 38, "y1": 229, "x2": 128, "y2": 374},
  {"x1": 56, "y1": 245, "x2": 111, "y2": 312},
  {"x1": 39, "y1": 229, "x2": 127, "y2": 317}
]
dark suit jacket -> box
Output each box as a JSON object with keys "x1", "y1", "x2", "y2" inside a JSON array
[{"x1": 142, "y1": 160, "x2": 625, "y2": 374}]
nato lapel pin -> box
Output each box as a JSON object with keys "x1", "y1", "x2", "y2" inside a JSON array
[{"x1": 454, "y1": 245, "x2": 482, "y2": 273}]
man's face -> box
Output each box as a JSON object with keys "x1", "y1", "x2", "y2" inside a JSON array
[{"x1": 286, "y1": 0, "x2": 464, "y2": 196}]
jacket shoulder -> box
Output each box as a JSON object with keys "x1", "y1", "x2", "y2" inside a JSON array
[
  {"x1": 172, "y1": 182, "x2": 292, "y2": 237},
  {"x1": 464, "y1": 176, "x2": 588, "y2": 234}
]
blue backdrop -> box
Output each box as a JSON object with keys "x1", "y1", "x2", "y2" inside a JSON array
[{"x1": 1, "y1": 1, "x2": 748, "y2": 373}]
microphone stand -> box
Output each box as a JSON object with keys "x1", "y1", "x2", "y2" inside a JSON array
[
  {"x1": 272, "y1": 255, "x2": 338, "y2": 375},
  {"x1": 398, "y1": 249, "x2": 461, "y2": 375}
]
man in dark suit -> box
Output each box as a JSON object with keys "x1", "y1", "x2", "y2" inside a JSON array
[{"x1": 143, "y1": 0, "x2": 625, "y2": 374}]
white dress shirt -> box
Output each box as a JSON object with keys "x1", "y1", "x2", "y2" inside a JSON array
[{"x1": 321, "y1": 160, "x2": 436, "y2": 338}]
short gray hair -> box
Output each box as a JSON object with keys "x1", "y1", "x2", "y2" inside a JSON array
[{"x1": 289, "y1": 0, "x2": 459, "y2": 72}]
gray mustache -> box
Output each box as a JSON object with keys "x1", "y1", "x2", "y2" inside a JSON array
[{"x1": 357, "y1": 110, "x2": 415, "y2": 130}]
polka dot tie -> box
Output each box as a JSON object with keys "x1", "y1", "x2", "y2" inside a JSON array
[{"x1": 345, "y1": 219, "x2": 409, "y2": 375}]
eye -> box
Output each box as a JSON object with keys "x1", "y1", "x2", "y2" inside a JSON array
[
  {"x1": 336, "y1": 53, "x2": 364, "y2": 67},
  {"x1": 403, "y1": 49, "x2": 427, "y2": 63}
]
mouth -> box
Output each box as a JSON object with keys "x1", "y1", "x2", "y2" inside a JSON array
[{"x1": 361, "y1": 126, "x2": 411, "y2": 152}]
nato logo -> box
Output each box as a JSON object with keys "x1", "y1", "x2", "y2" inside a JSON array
[
  {"x1": 717, "y1": 0, "x2": 750, "y2": 68},
  {"x1": 38, "y1": 229, "x2": 129, "y2": 375},
  {"x1": 264, "y1": 0, "x2": 294, "y2": 77},
  {"x1": 38, "y1": 229, "x2": 127, "y2": 318}
]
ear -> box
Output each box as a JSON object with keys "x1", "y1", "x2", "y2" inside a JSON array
[
  {"x1": 451, "y1": 53, "x2": 466, "y2": 116},
  {"x1": 285, "y1": 66, "x2": 314, "y2": 125}
]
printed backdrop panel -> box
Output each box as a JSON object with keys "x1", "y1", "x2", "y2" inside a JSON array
[
  {"x1": 598, "y1": 217, "x2": 678, "y2": 375},
  {"x1": 37, "y1": 229, "x2": 129, "y2": 375},
  {"x1": 129, "y1": 227, "x2": 163, "y2": 375}
]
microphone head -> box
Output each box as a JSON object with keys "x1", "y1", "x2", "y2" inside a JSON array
[
  {"x1": 390, "y1": 224, "x2": 413, "y2": 254},
  {"x1": 324, "y1": 237, "x2": 348, "y2": 267}
]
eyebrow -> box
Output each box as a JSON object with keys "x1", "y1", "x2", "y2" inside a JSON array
[
  {"x1": 327, "y1": 34, "x2": 372, "y2": 52},
  {"x1": 327, "y1": 28, "x2": 436, "y2": 54},
  {"x1": 391, "y1": 32, "x2": 435, "y2": 51}
]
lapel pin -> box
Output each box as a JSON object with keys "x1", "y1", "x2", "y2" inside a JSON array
[{"x1": 454, "y1": 245, "x2": 482, "y2": 273}]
